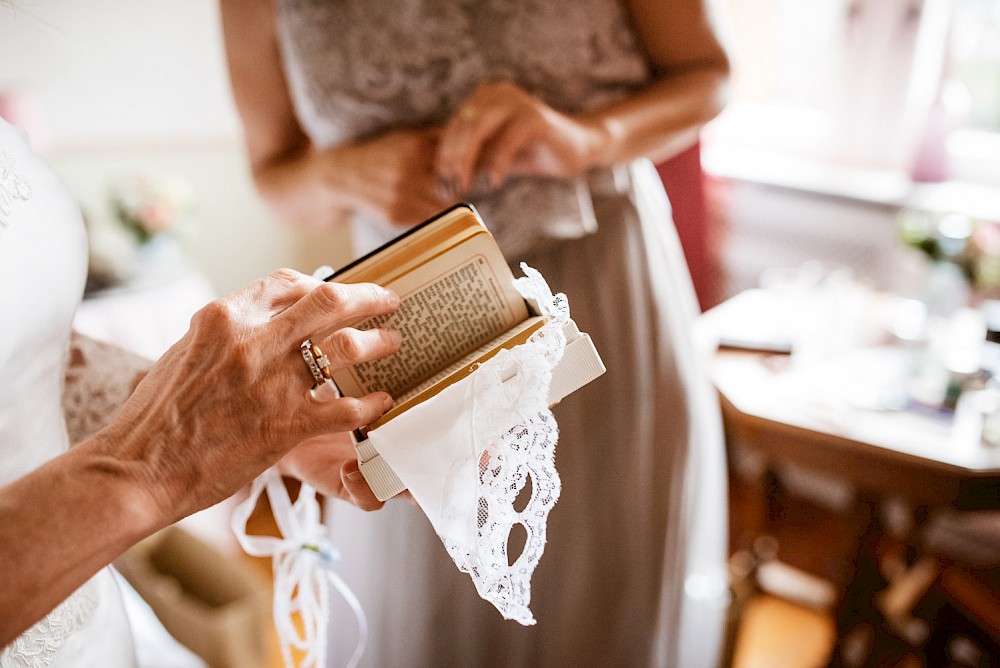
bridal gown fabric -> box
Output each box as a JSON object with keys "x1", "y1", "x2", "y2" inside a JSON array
[
  {"x1": 0, "y1": 118, "x2": 137, "y2": 667},
  {"x1": 274, "y1": 1, "x2": 729, "y2": 665}
]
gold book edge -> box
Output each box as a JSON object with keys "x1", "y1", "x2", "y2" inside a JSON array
[{"x1": 335, "y1": 208, "x2": 488, "y2": 286}]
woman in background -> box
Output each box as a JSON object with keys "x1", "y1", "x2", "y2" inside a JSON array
[{"x1": 222, "y1": 1, "x2": 731, "y2": 665}]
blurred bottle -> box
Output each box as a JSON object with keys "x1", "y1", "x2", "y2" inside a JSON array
[
  {"x1": 910, "y1": 84, "x2": 954, "y2": 183},
  {"x1": 953, "y1": 300, "x2": 1000, "y2": 447},
  {"x1": 981, "y1": 301, "x2": 1000, "y2": 376},
  {"x1": 905, "y1": 213, "x2": 974, "y2": 409},
  {"x1": 980, "y1": 302, "x2": 1000, "y2": 446}
]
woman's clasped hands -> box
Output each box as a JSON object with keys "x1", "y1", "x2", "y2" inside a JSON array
[
  {"x1": 434, "y1": 81, "x2": 610, "y2": 200},
  {"x1": 95, "y1": 268, "x2": 402, "y2": 525},
  {"x1": 333, "y1": 128, "x2": 447, "y2": 230},
  {"x1": 321, "y1": 81, "x2": 609, "y2": 228}
]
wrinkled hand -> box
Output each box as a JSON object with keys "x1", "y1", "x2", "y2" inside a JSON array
[
  {"x1": 97, "y1": 268, "x2": 401, "y2": 524},
  {"x1": 435, "y1": 81, "x2": 608, "y2": 198},
  {"x1": 332, "y1": 127, "x2": 449, "y2": 228},
  {"x1": 279, "y1": 431, "x2": 421, "y2": 511},
  {"x1": 278, "y1": 432, "x2": 383, "y2": 511}
]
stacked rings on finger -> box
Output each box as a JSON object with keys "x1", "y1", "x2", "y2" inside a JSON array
[{"x1": 300, "y1": 339, "x2": 332, "y2": 386}]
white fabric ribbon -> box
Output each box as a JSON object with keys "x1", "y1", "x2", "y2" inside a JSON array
[{"x1": 231, "y1": 468, "x2": 367, "y2": 668}]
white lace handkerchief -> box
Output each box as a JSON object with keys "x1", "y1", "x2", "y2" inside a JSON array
[{"x1": 366, "y1": 264, "x2": 569, "y2": 625}]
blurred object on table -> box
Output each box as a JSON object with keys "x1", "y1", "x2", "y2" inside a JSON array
[
  {"x1": 701, "y1": 284, "x2": 1000, "y2": 667},
  {"x1": 897, "y1": 207, "x2": 1000, "y2": 309},
  {"x1": 86, "y1": 169, "x2": 198, "y2": 293}
]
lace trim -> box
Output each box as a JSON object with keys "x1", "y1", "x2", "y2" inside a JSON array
[
  {"x1": 62, "y1": 333, "x2": 153, "y2": 446},
  {"x1": 0, "y1": 150, "x2": 32, "y2": 231},
  {"x1": 1, "y1": 578, "x2": 100, "y2": 668},
  {"x1": 441, "y1": 264, "x2": 568, "y2": 624}
]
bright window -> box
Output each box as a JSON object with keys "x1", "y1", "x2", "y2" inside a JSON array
[
  {"x1": 951, "y1": 0, "x2": 1000, "y2": 132},
  {"x1": 709, "y1": 0, "x2": 1000, "y2": 187}
]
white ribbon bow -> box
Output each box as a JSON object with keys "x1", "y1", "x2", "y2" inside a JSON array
[{"x1": 231, "y1": 468, "x2": 367, "y2": 668}]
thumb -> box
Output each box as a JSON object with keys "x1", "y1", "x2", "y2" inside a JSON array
[{"x1": 341, "y1": 459, "x2": 384, "y2": 511}]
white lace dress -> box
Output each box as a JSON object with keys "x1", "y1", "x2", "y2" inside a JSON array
[
  {"x1": 0, "y1": 118, "x2": 137, "y2": 667},
  {"x1": 275, "y1": 1, "x2": 729, "y2": 666}
]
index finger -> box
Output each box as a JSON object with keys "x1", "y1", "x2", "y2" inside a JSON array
[{"x1": 276, "y1": 280, "x2": 400, "y2": 338}]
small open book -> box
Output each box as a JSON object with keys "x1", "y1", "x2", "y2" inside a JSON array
[{"x1": 325, "y1": 204, "x2": 605, "y2": 499}]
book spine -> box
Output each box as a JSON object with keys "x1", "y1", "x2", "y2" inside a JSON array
[{"x1": 354, "y1": 437, "x2": 407, "y2": 501}]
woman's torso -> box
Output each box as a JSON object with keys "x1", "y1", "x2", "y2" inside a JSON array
[
  {"x1": 275, "y1": 0, "x2": 656, "y2": 256},
  {"x1": 0, "y1": 118, "x2": 136, "y2": 668},
  {"x1": 276, "y1": 0, "x2": 651, "y2": 146},
  {"x1": 0, "y1": 121, "x2": 86, "y2": 486}
]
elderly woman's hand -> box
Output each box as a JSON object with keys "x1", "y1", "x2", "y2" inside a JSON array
[
  {"x1": 277, "y1": 432, "x2": 383, "y2": 511},
  {"x1": 434, "y1": 81, "x2": 610, "y2": 198},
  {"x1": 94, "y1": 268, "x2": 401, "y2": 524}
]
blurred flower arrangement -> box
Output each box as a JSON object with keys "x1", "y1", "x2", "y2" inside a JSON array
[
  {"x1": 85, "y1": 171, "x2": 198, "y2": 293},
  {"x1": 110, "y1": 170, "x2": 197, "y2": 246},
  {"x1": 898, "y1": 208, "x2": 1000, "y2": 298}
]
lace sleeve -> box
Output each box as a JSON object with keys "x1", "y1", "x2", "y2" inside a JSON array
[{"x1": 62, "y1": 332, "x2": 153, "y2": 446}]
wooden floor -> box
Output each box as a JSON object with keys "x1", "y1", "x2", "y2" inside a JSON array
[
  {"x1": 166, "y1": 453, "x2": 997, "y2": 667},
  {"x1": 726, "y1": 464, "x2": 850, "y2": 668},
  {"x1": 732, "y1": 594, "x2": 836, "y2": 668},
  {"x1": 243, "y1": 474, "x2": 848, "y2": 668}
]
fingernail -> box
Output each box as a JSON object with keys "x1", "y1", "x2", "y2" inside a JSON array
[
  {"x1": 381, "y1": 287, "x2": 400, "y2": 306},
  {"x1": 347, "y1": 469, "x2": 364, "y2": 482},
  {"x1": 386, "y1": 329, "x2": 402, "y2": 346},
  {"x1": 311, "y1": 264, "x2": 335, "y2": 280},
  {"x1": 310, "y1": 379, "x2": 340, "y2": 402},
  {"x1": 382, "y1": 393, "x2": 394, "y2": 410}
]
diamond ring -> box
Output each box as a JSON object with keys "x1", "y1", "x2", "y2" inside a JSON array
[{"x1": 300, "y1": 339, "x2": 332, "y2": 387}]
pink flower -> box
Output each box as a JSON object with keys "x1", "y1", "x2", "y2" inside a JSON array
[
  {"x1": 141, "y1": 202, "x2": 174, "y2": 233},
  {"x1": 973, "y1": 220, "x2": 1000, "y2": 257}
]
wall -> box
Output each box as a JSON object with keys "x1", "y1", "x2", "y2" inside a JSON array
[
  {"x1": 0, "y1": 0, "x2": 352, "y2": 295},
  {"x1": 710, "y1": 179, "x2": 909, "y2": 298}
]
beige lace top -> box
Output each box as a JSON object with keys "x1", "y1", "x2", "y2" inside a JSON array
[{"x1": 275, "y1": 0, "x2": 655, "y2": 257}]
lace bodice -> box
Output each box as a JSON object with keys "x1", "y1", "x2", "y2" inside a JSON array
[
  {"x1": 62, "y1": 333, "x2": 151, "y2": 446},
  {"x1": 277, "y1": 0, "x2": 649, "y2": 144},
  {"x1": 0, "y1": 580, "x2": 100, "y2": 668},
  {"x1": 275, "y1": 0, "x2": 655, "y2": 257}
]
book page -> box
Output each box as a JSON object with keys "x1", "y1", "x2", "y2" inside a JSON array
[
  {"x1": 336, "y1": 241, "x2": 528, "y2": 398},
  {"x1": 365, "y1": 315, "x2": 547, "y2": 432}
]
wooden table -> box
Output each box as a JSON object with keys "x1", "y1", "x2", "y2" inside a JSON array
[{"x1": 698, "y1": 289, "x2": 1000, "y2": 666}]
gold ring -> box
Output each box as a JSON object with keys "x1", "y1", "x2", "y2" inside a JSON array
[
  {"x1": 300, "y1": 339, "x2": 332, "y2": 386},
  {"x1": 459, "y1": 105, "x2": 477, "y2": 121}
]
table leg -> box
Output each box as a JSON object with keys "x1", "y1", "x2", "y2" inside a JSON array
[
  {"x1": 827, "y1": 497, "x2": 891, "y2": 667},
  {"x1": 763, "y1": 467, "x2": 785, "y2": 528}
]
